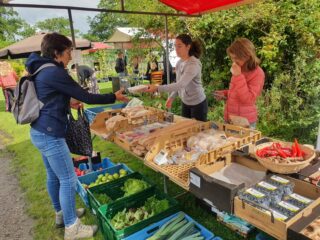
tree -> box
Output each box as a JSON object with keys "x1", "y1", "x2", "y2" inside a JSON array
[
  {"x1": 84, "y1": 0, "x2": 184, "y2": 41},
  {"x1": 185, "y1": 0, "x2": 320, "y2": 143},
  {"x1": 18, "y1": 21, "x2": 36, "y2": 39},
  {"x1": 0, "y1": 7, "x2": 24, "y2": 47},
  {"x1": 84, "y1": 1, "x2": 128, "y2": 41},
  {"x1": 35, "y1": 17, "x2": 79, "y2": 37}
]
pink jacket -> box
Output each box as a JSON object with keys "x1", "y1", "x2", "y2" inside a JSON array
[
  {"x1": 222, "y1": 66, "x2": 265, "y2": 124},
  {"x1": 0, "y1": 72, "x2": 18, "y2": 89}
]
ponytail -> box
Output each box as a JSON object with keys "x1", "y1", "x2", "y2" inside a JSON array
[
  {"x1": 176, "y1": 34, "x2": 203, "y2": 59},
  {"x1": 190, "y1": 40, "x2": 203, "y2": 59}
]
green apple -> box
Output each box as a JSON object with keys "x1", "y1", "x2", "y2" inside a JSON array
[
  {"x1": 113, "y1": 173, "x2": 119, "y2": 179},
  {"x1": 107, "y1": 175, "x2": 114, "y2": 181}
]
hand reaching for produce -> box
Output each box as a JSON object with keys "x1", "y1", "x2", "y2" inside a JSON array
[
  {"x1": 115, "y1": 88, "x2": 129, "y2": 102},
  {"x1": 144, "y1": 84, "x2": 158, "y2": 93}
]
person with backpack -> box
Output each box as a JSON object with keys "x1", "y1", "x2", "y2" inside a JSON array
[
  {"x1": 0, "y1": 61, "x2": 18, "y2": 112},
  {"x1": 25, "y1": 32, "x2": 128, "y2": 240}
]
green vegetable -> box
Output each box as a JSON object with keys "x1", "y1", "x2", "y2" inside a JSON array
[
  {"x1": 110, "y1": 195, "x2": 170, "y2": 230},
  {"x1": 93, "y1": 193, "x2": 112, "y2": 204},
  {"x1": 121, "y1": 178, "x2": 150, "y2": 197},
  {"x1": 144, "y1": 196, "x2": 170, "y2": 215},
  {"x1": 147, "y1": 212, "x2": 185, "y2": 240},
  {"x1": 167, "y1": 222, "x2": 195, "y2": 240}
]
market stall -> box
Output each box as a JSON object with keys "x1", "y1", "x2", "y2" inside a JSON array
[{"x1": 87, "y1": 103, "x2": 319, "y2": 240}]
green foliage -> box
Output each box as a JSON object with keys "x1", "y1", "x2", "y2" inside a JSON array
[
  {"x1": 85, "y1": 1, "x2": 128, "y2": 41},
  {"x1": 184, "y1": 0, "x2": 320, "y2": 143},
  {"x1": 35, "y1": 17, "x2": 79, "y2": 37},
  {"x1": 10, "y1": 60, "x2": 26, "y2": 77},
  {"x1": 0, "y1": 7, "x2": 23, "y2": 42}
]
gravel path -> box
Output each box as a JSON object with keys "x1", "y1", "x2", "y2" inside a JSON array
[{"x1": 0, "y1": 131, "x2": 33, "y2": 240}]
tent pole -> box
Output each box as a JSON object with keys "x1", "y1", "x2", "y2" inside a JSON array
[
  {"x1": 68, "y1": 8, "x2": 80, "y2": 84},
  {"x1": 316, "y1": 119, "x2": 320, "y2": 151},
  {"x1": 164, "y1": 15, "x2": 170, "y2": 85},
  {"x1": 68, "y1": 8, "x2": 76, "y2": 48}
]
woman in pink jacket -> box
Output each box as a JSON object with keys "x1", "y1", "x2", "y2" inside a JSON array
[
  {"x1": 214, "y1": 38, "x2": 265, "y2": 129},
  {"x1": 0, "y1": 61, "x2": 18, "y2": 112}
]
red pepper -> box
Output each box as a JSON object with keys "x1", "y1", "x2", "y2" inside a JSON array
[
  {"x1": 272, "y1": 142, "x2": 288, "y2": 158},
  {"x1": 295, "y1": 138, "x2": 302, "y2": 157},
  {"x1": 291, "y1": 144, "x2": 297, "y2": 157}
]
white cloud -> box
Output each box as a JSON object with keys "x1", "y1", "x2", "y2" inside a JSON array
[{"x1": 11, "y1": 0, "x2": 100, "y2": 33}]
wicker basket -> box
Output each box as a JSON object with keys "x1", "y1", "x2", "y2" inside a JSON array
[{"x1": 254, "y1": 141, "x2": 316, "y2": 174}]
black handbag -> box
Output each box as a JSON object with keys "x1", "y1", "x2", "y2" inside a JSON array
[{"x1": 65, "y1": 108, "x2": 93, "y2": 156}]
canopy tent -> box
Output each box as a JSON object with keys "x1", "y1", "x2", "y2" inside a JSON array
[
  {"x1": 106, "y1": 27, "x2": 159, "y2": 49},
  {"x1": 159, "y1": 0, "x2": 256, "y2": 15},
  {"x1": 0, "y1": 32, "x2": 91, "y2": 59}
]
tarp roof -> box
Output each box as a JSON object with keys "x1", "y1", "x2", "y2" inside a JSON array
[
  {"x1": 0, "y1": 32, "x2": 91, "y2": 59},
  {"x1": 159, "y1": 0, "x2": 256, "y2": 15},
  {"x1": 106, "y1": 28, "x2": 149, "y2": 43},
  {"x1": 106, "y1": 27, "x2": 159, "y2": 49}
]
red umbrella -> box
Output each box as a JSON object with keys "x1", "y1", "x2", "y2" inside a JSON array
[
  {"x1": 159, "y1": 0, "x2": 256, "y2": 15},
  {"x1": 86, "y1": 42, "x2": 113, "y2": 53}
]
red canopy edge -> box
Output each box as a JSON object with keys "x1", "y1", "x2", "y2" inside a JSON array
[{"x1": 159, "y1": 0, "x2": 256, "y2": 15}]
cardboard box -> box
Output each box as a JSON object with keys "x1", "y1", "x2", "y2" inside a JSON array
[
  {"x1": 189, "y1": 153, "x2": 266, "y2": 213},
  {"x1": 234, "y1": 175, "x2": 320, "y2": 240}
]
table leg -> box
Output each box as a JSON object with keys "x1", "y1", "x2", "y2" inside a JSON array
[{"x1": 163, "y1": 175, "x2": 168, "y2": 194}]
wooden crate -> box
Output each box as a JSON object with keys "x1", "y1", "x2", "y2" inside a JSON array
[
  {"x1": 144, "y1": 122, "x2": 261, "y2": 189},
  {"x1": 89, "y1": 106, "x2": 167, "y2": 140},
  {"x1": 234, "y1": 176, "x2": 320, "y2": 240}
]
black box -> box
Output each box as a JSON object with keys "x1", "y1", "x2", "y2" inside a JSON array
[{"x1": 189, "y1": 153, "x2": 266, "y2": 213}]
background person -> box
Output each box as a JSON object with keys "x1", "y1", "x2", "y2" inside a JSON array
[
  {"x1": 70, "y1": 64, "x2": 99, "y2": 93},
  {"x1": 214, "y1": 38, "x2": 265, "y2": 129},
  {"x1": 144, "y1": 34, "x2": 208, "y2": 121},
  {"x1": 115, "y1": 51, "x2": 126, "y2": 77},
  {"x1": 26, "y1": 32, "x2": 128, "y2": 240},
  {"x1": 145, "y1": 58, "x2": 159, "y2": 81},
  {"x1": 0, "y1": 61, "x2": 18, "y2": 112}
]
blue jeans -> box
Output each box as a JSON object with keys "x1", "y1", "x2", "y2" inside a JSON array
[{"x1": 30, "y1": 128, "x2": 77, "y2": 227}]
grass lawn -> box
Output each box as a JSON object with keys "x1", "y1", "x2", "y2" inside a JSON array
[{"x1": 0, "y1": 81, "x2": 257, "y2": 240}]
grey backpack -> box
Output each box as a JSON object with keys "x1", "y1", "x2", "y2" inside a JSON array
[{"x1": 12, "y1": 63, "x2": 56, "y2": 124}]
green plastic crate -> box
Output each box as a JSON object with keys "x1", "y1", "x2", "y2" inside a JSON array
[
  {"x1": 97, "y1": 188, "x2": 180, "y2": 240},
  {"x1": 87, "y1": 172, "x2": 155, "y2": 215}
]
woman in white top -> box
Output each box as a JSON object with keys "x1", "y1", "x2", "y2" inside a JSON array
[{"x1": 145, "y1": 34, "x2": 207, "y2": 121}]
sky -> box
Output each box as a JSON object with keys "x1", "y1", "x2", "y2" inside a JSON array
[{"x1": 11, "y1": 0, "x2": 100, "y2": 34}]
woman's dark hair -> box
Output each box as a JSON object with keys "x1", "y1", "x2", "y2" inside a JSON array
[
  {"x1": 41, "y1": 32, "x2": 73, "y2": 59},
  {"x1": 176, "y1": 34, "x2": 203, "y2": 59}
]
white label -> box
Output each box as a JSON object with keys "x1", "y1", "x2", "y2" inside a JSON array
[
  {"x1": 271, "y1": 210, "x2": 288, "y2": 221},
  {"x1": 271, "y1": 175, "x2": 289, "y2": 184},
  {"x1": 246, "y1": 188, "x2": 265, "y2": 198},
  {"x1": 190, "y1": 172, "x2": 201, "y2": 188},
  {"x1": 278, "y1": 201, "x2": 300, "y2": 212},
  {"x1": 258, "y1": 181, "x2": 277, "y2": 190},
  {"x1": 290, "y1": 193, "x2": 312, "y2": 204}
]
